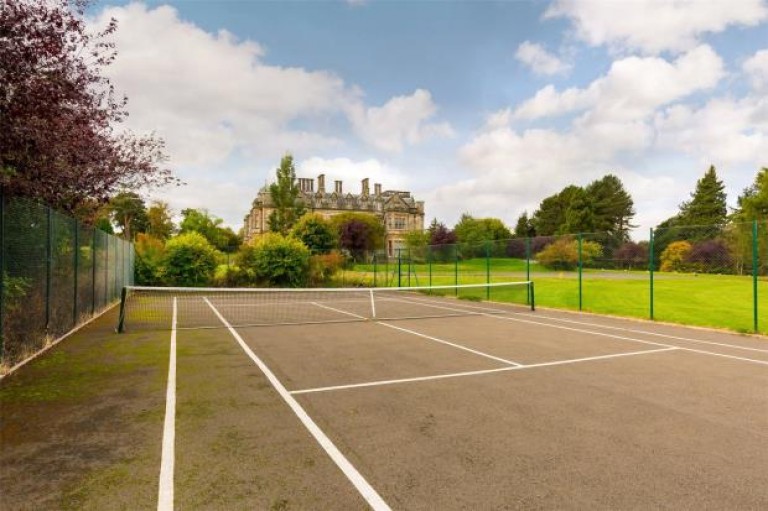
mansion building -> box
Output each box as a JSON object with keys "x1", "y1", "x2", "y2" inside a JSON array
[{"x1": 243, "y1": 175, "x2": 425, "y2": 256}]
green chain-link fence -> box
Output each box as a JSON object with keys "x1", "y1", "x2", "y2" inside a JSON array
[
  {"x1": 339, "y1": 221, "x2": 766, "y2": 334},
  {"x1": 0, "y1": 192, "x2": 134, "y2": 372}
]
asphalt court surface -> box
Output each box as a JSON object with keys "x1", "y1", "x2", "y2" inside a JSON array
[{"x1": 187, "y1": 292, "x2": 768, "y2": 509}]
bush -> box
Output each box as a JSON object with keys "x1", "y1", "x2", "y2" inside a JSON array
[
  {"x1": 615, "y1": 241, "x2": 648, "y2": 270},
  {"x1": 660, "y1": 240, "x2": 692, "y2": 272},
  {"x1": 241, "y1": 233, "x2": 310, "y2": 287},
  {"x1": 308, "y1": 252, "x2": 345, "y2": 285},
  {"x1": 291, "y1": 213, "x2": 337, "y2": 254},
  {"x1": 686, "y1": 239, "x2": 733, "y2": 274},
  {"x1": 134, "y1": 233, "x2": 165, "y2": 285},
  {"x1": 161, "y1": 232, "x2": 219, "y2": 286},
  {"x1": 536, "y1": 238, "x2": 602, "y2": 270},
  {"x1": 212, "y1": 264, "x2": 249, "y2": 287}
]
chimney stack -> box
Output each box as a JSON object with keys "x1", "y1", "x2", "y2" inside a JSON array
[
  {"x1": 362, "y1": 178, "x2": 370, "y2": 196},
  {"x1": 374, "y1": 183, "x2": 382, "y2": 196},
  {"x1": 297, "y1": 178, "x2": 313, "y2": 193},
  {"x1": 317, "y1": 174, "x2": 325, "y2": 193},
  {"x1": 335, "y1": 180, "x2": 343, "y2": 194}
]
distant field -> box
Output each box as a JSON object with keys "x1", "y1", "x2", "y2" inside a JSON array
[{"x1": 348, "y1": 258, "x2": 767, "y2": 334}]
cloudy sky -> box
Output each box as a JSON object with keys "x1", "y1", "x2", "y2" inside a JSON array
[{"x1": 90, "y1": 0, "x2": 768, "y2": 237}]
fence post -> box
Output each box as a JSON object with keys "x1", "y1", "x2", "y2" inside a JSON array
[
  {"x1": 73, "y1": 219, "x2": 79, "y2": 326},
  {"x1": 485, "y1": 240, "x2": 491, "y2": 300},
  {"x1": 0, "y1": 187, "x2": 5, "y2": 359},
  {"x1": 454, "y1": 244, "x2": 459, "y2": 296},
  {"x1": 649, "y1": 228, "x2": 655, "y2": 321},
  {"x1": 428, "y1": 245, "x2": 432, "y2": 292},
  {"x1": 578, "y1": 234, "x2": 583, "y2": 311},
  {"x1": 104, "y1": 235, "x2": 108, "y2": 304},
  {"x1": 753, "y1": 220, "x2": 759, "y2": 333},
  {"x1": 407, "y1": 247, "x2": 412, "y2": 287},
  {"x1": 397, "y1": 248, "x2": 402, "y2": 288},
  {"x1": 91, "y1": 229, "x2": 96, "y2": 314},
  {"x1": 373, "y1": 253, "x2": 377, "y2": 288},
  {"x1": 45, "y1": 207, "x2": 52, "y2": 331},
  {"x1": 525, "y1": 237, "x2": 531, "y2": 305}
]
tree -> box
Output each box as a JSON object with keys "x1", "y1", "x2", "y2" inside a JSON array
[
  {"x1": 734, "y1": 167, "x2": 768, "y2": 222},
  {"x1": 513, "y1": 212, "x2": 535, "y2": 238},
  {"x1": 0, "y1": 0, "x2": 175, "y2": 215},
  {"x1": 660, "y1": 241, "x2": 692, "y2": 272},
  {"x1": 584, "y1": 174, "x2": 635, "y2": 244},
  {"x1": 531, "y1": 186, "x2": 582, "y2": 236},
  {"x1": 108, "y1": 191, "x2": 148, "y2": 240},
  {"x1": 268, "y1": 154, "x2": 305, "y2": 235},
  {"x1": 615, "y1": 241, "x2": 648, "y2": 270},
  {"x1": 678, "y1": 165, "x2": 727, "y2": 228},
  {"x1": 147, "y1": 201, "x2": 175, "y2": 240},
  {"x1": 330, "y1": 212, "x2": 385, "y2": 261},
  {"x1": 454, "y1": 214, "x2": 511, "y2": 245},
  {"x1": 291, "y1": 213, "x2": 337, "y2": 254},
  {"x1": 179, "y1": 208, "x2": 240, "y2": 253},
  {"x1": 134, "y1": 233, "x2": 165, "y2": 285},
  {"x1": 427, "y1": 219, "x2": 457, "y2": 246},
  {"x1": 535, "y1": 238, "x2": 603, "y2": 271}
]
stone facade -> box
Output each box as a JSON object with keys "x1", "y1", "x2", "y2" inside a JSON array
[{"x1": 243, "y1": 175, "x2": 425, "y2": 256}]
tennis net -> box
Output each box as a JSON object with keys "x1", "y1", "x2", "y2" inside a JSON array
[{"x1": 116, "y1": 281, "x2": 534, "y2": 332}]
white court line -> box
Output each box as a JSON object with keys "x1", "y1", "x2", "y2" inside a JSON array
[
  {"x1": 401, "y1": 294, "x2": 768, "y2": 355},
  {"x1": 389, "y1": 295, "x2": 768, "y2": 367},
  {"x1": 157, "y1": 297, "x2": 177, "y2": 511},
  {"x1": 378, "y1": 322, "x2": 522, "y2": 366},
  {"x1": 290, "y1": 347, "x2": 678, "y2": 395},
  {"x1": 312, "y1": 302, "x2": 366, "y2": 319},
  {"x1": 204, "y1": 298, "x2": 391, "y2": 511}
]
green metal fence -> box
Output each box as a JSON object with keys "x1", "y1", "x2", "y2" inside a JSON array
[
  {"x1": 0, "y1": 192, "x2": 134, "y2": 372},
  {"x1": 343, "y1": 220, "x2": 767, "y2": 334}
]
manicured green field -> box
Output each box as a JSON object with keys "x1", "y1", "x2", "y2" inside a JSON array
[{"x1": 348, "y1": 258, "x2": 767, "y2": 334}]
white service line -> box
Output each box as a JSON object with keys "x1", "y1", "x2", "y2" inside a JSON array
[
  {"x1": 290, "y1": 347, "x2": 678, "y2": 395},
  {"x1": 312, "y1": 301, "x2": 366, "y2": 319},
  {"x1": 388, "y1": 295, "x2": 768, "y2": 367},
  {"x1": 204, "y1": 298, "x2": 391, "y2": 511},
  {"x1": 157, "y1": 297, "x2": 177, "y2": 511},
  {"x1": 378, "y1": 322, "x2": 522, "y2": 366}
]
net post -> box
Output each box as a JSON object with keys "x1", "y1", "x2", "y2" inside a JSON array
[
  {"x1": 369, "y1": 288, "x2": 376, "y2": 319},
  {"x1": 116, "y1": 286, "x2": 128, "y2": 333},
  {"x1": 577, "y1": 233, "x2": 583, "y2": 311},
  {"x1": 753, "y1": 220, "x2": 759, "y2": 333},
  {"x1": 529, "y1": 281, "x2": 535, "y2": 311},
  {"x1": 649, "y1": 228, "x2": 654, "y2": 321}
]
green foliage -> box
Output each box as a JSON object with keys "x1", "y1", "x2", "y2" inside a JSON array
[
  {"x1": 179, "y1": 208, "x2": 241, "y2": 253},
  {"x1": 536, "y1": 238, "x2": 603, "y2": 270},
  {"x1": 134, "y1": 233, "x2": 165, "y2": 285},
  {"x1": 161, "y1": 232, "x2": 219, "y2": 286},
  {"x1": 291, "y1": 213, "x2": 337, "y2": 254},
  {"x1": 268, "y1": 154, "x2": 306, "y2": 235},
  {"x1": 308, "y1": 252, "x2": 345, "y2": 285},
  {"x1": 240, "y1": 233, "x2": 310, "y2": 287},
  {"x1": 735, "y1": 167, "x2": 768, "y2": 222},
  {"x1": 678, "y1": 165, "x2": 728, "y2": 229},
  {"x1": 93, "y1": 214, "x2": 114, "y2": 234},
  {"x1": 660, "y1": 240, "x2": 692, "y2": 272},
  {"x1": 454, "y1": 214, "x2": 511, "y2": 244},
  {"x1": 514, "y1": 211, "x2": 534, "y2": 237},
  {"x1": 146, "y1": 201, "x2": 175, "y2": 240},
  {"x1": 108, "y1": 191, "x2": 148, "y2": 240}
]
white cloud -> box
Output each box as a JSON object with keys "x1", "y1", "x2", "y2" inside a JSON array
[
  {"x1": 347, "y1": 89, "x2": 454, "y2": 153},
  {"x1": 514, "y1": 45, "x2": 724, "y2": 121},
  {"x1": 545, "y1": 0, "x2": 767, "y2": 55},
  {"x1": 744, "y1": 48, "x2": 768, "y2": 91},
  {"x1": 515, "y1": 41, "x2": 571, "y2": 76}
]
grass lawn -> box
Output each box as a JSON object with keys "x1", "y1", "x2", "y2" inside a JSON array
[{"x1": 347, "y1": 258, "x2": 767, "y2": 334}]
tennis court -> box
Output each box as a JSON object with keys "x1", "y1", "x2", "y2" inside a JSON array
[{"x1": 2, "y1": 283, "x2": 767, "y2": 509}]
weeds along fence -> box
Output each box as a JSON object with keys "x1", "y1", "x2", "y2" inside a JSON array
[
  {"x1": 343, "y1": 220, "x2": 767, "y2": 334},
  {"x1": 0, "y1": 192, "x2": 134, "y2": 372}
]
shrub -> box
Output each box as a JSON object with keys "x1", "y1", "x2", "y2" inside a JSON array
[
  {"x1": 331, "y1": 213, "x2": 385, "y2": 261},
  {"x1": 242, "y1": 233, "x2": 310, "y2": 287},
  {"x1": 212, "y1": 264, "x2": 249, "y2": 287},
  {"x1": 291, "y1": 213, "x2": 337, "y2": 254},
  {"x1": 161, "y1": 232, "x2": 219, "y2": 286},
  {"x1": 685, "y1": 239, "x2": 733, "y2": 273},
  {"x1": 308, "y1": 252, "x2": 345, "y2": 285},
  {"x1": 615, "y1": 241, "x2": 648, "y2": 270},
  {"x1": 506, "y1": 238, "x2": 527, "y2": 259},
  {"x1": 660, "y1": 240, "x2": 692, "y2": 272},
  {"x1": 536, "y1": 238, "x2": 602, "y2": 270},
  {"x1": 134, "y1": 233, "x2": 165, "y2": 285}
]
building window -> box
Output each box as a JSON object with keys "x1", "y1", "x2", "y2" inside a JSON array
[{"x1": 394, "y1": 218, "x2": 406, "y2": 230}]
